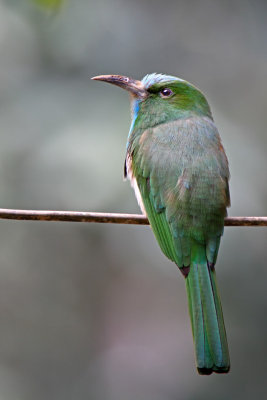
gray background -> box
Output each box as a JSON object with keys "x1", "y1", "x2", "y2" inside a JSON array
[{"x1": 0, "y1": 0, "x2": 267, "y2": 399}]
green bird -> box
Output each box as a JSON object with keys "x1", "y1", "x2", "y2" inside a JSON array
[{"x1": 92, "y1": 73, "x2": 230, "y2": 374}]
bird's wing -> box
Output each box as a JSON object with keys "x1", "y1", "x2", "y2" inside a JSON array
[
  {"x1": 127, "y1": 122, "x2": 191, "y2": 268},
  {"x1": 126, "y1": 118, "x2": 229, "y2": 268},
  {"x1": 136, "y1": 173, "x2": 185, "y2": 266}
]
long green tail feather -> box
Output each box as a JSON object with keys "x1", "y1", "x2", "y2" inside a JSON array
[
  {"x1": 186, "y1": 244, "x2": 230, "y2": 374},
  {"x1": 134, "y1": 176, "x2": 229, "y2": 374}
]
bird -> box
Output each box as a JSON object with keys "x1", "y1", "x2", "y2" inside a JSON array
[{"x1": 92, "y1": 73, "x2": 230, "y2": 375}]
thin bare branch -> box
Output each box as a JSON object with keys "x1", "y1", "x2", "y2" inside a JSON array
[{"x1": 0, "y1": 209, "x2": 266, "y2": 226}]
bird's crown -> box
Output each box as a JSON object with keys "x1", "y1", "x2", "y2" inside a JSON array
[{"x1": 141, "y1": 73, "x2": 185, "y2": 89}]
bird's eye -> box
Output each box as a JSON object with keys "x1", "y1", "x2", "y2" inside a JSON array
[{"x1": 160, "y1": 88, "x2": 173, "y2": 98}]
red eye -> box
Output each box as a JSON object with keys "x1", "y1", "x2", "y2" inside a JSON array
[{"x1": 160, "y1": 88, "x2": 173, "y2": 98}]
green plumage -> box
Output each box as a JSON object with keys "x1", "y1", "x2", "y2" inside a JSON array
[
  {"x1": 186, "y1": 243, "x2": 229, "y2": 373},
  {"x1": 93, "y1": 73, "x2": 230, "y2": 374},
  {"x1": 128, "y1": 114, "x2": 230, "y2": 373}
]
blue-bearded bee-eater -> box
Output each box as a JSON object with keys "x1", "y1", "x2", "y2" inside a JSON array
[{"x1": 92, "y1": 73, "x2": 230, "y2": 375}]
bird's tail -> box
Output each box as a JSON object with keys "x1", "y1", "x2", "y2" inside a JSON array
[{"x1": 185, "y1": 243, "x2": 230, "y2": 374}]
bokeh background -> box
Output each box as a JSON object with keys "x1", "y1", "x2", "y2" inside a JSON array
[{"x1": 0, "y1": 0, "x2": 267, "y2": 398}]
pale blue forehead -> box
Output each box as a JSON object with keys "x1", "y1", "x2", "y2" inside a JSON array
[{"x1": 141, "y1": 73, "x2": 185, "y2": 89}]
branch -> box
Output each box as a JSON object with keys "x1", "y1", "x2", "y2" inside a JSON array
[{"x1": 0, "y1": 209, "x2": 266, "y2": 226}]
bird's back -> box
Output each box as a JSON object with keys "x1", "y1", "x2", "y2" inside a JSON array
[{"x1": 127, "y1": 115, "x2": 230, "y2": 258}]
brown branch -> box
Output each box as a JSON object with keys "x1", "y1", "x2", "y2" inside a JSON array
[{"x1": 0, "y1": 208, "x2": 266, "y2": 226}]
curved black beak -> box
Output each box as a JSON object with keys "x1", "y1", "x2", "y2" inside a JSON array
[{"x1": 91, "y1": 74, "x2": 147, "y2": 99}]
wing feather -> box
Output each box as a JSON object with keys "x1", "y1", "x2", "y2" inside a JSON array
[{"x1": 126, "y1": 117, "x2": 229, "y2": 268}]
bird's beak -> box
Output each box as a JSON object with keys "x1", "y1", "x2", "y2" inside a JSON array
[{"x1": 91, "y1": 75, "x2": 147, "y2": 99}]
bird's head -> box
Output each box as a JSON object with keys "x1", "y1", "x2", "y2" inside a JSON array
[{"x1": 92, "y1": 73, "x2": 212, "y2": 127}]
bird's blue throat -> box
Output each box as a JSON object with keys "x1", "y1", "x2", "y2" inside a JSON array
[{"x1": 127, "y1": 99, "x2": 141, "y2": 147}]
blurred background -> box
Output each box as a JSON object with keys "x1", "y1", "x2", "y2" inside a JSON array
[{"x1": 0, "y1": 0, "x2": 266, "y2": 398}]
